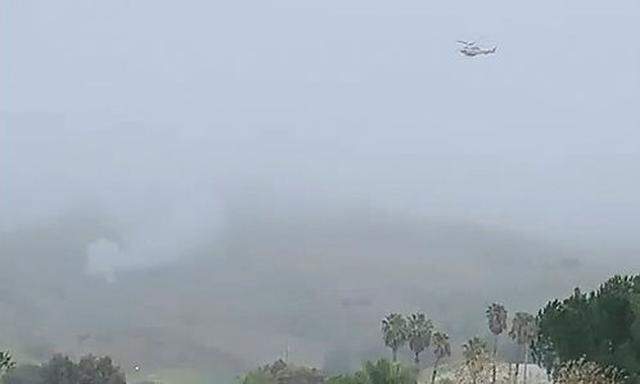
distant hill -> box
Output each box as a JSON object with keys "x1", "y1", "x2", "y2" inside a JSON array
[{"x1": 0, "y1": 205, "x2": 623, "y2": 381}]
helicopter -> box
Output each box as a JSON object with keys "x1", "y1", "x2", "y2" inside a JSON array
[{"x1": 457, "y1": 40, "x2": 497, "y2": 57}]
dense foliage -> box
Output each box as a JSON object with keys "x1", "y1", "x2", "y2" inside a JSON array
[
  {"x1": 533, "y1": 275, "x2": 640, "y2": 382},
  {"x1": 552, "y1": 357, "x2": 627, "y2": 384},
  {"x1": 2, "y1": 355, "x2": 125, "y2": 384},
  {"x1": 238, "y1": 359, "x2": 324, "y2": 384},
  {"x1": 2, "y1": 365, "x2": 43, "y2": 384},
  {"x1": 326, "y1": 359, "x2": 417, "y2": 384}
]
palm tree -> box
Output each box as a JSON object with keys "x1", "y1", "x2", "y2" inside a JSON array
[
  {"x1": 407, "y1": 313, "x2": 433, "y2": 365},
  {"x1": 462, "y1": 337, "x2": 490, "y2": 384},
  {"x1": 509, "y1": 312, "x2": 537, "y2": 384},
  {"x1": 486, "y1": 303, "x2": 508, "y2": 384},
  {"x1": 431, "y1": 332, "x2": 451, "y2": 384},
  {"x1": 0, "y1": 350, "x2": 15, "y2": 375},
  {"x1": 381, "y1": 313, "x2": 409, "y2": 362}
]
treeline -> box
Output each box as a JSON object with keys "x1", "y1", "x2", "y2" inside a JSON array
[
  {"x1": 534, "y1": 275, "x2": 640, "y2": 383},
  {"x1": 1, "y1": 354, "x2": 125, "y2": 384},
  {"x1": 4, "y1": 274, "x2": 640, "y2": 384},
  {"x1": 240, "y1": 274, "x2": 640, "y2": 384}
]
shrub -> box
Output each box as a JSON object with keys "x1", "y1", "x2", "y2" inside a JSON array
[{"x1": 553, "y1": 357, "x2": 627, "y2": 384}]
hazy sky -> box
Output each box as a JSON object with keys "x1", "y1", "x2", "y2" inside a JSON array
[{"x1": 4, "y1": 0, "x2": 640, "y2": 264}]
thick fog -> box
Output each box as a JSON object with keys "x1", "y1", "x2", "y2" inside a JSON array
[{"x1": 2, "y1": 0, "x2": 640, "y2": 382}]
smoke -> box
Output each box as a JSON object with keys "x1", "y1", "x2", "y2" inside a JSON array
[
  {"x1": 2, "y1": 113, "x2": 225, "y2": 278},
  {"x1": 84, "y1": 183, "x2": 224, "y2": 280}
]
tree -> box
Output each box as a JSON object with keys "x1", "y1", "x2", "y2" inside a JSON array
[
  {"x1": 486, "y1": 303, "x2": 508, "y2": 384},
  {"x1": 39, "y1": 354, "x2": 125, "y2": 384},
  {"x1": 431, "y1": 332, "x2": 451, "y2": 384},
  {"x1": 382, "y1": 314, "x2": 409, "y2": 362},
  {"x1": 326, "y1": 376, "x2": 364, "y2": 384},
  {"x1": 0, "y1": 352, "x2": 15, "y2": 377},
  {"x1": 2, "y1": 365, "x2": 43, "y2": 384},
  {"x1": 533, "y1": 275, "x2": 640, "y2": 383},
  {"x1": 77, "y1": 355, "x2": 125, "y2": 384},
  {"x1": 41, "y1": 355, "x2": 77, "y2": 384},
  {"x1": 460, "y1": 337, "x2": 491, "y2": 384},
  {"x1": 509, "y1": 312, "x2": 536, "y2": 384},
  {"x1": 326, "y1": 376, "x2": 365, "y2": 384},
  {"x1": 327, "y1": 359, "x2": 416, "y2": 384},
  {"x1": 239, "y1": 359, "x2": 324, "y2": 384},
  {"x1": 360, "y1": 360, "x2": 416, "y2": 384},
  {"x1": 407, "y1": 313, "x2": 433, "y2": 365}
]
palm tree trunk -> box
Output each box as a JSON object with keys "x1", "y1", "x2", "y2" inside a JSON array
[
  {"x1": 514, "y1": 362, "x2": 519, "y2": 384},
  {"x1": 415, "y1": 352, "x2": 420, "y2": 365},
  {"x1": 393, "y1": 348, "x2": 398, "y2": 362},
  {"x1": 492, "y1": 335, "x2": 498, "y2": 384},
  {"x1": 523, "y1": 345, "x2": 529, "y2": 384},
  {"x1": 431, "y1": 358, "x2": 440, "y2": 384}
]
